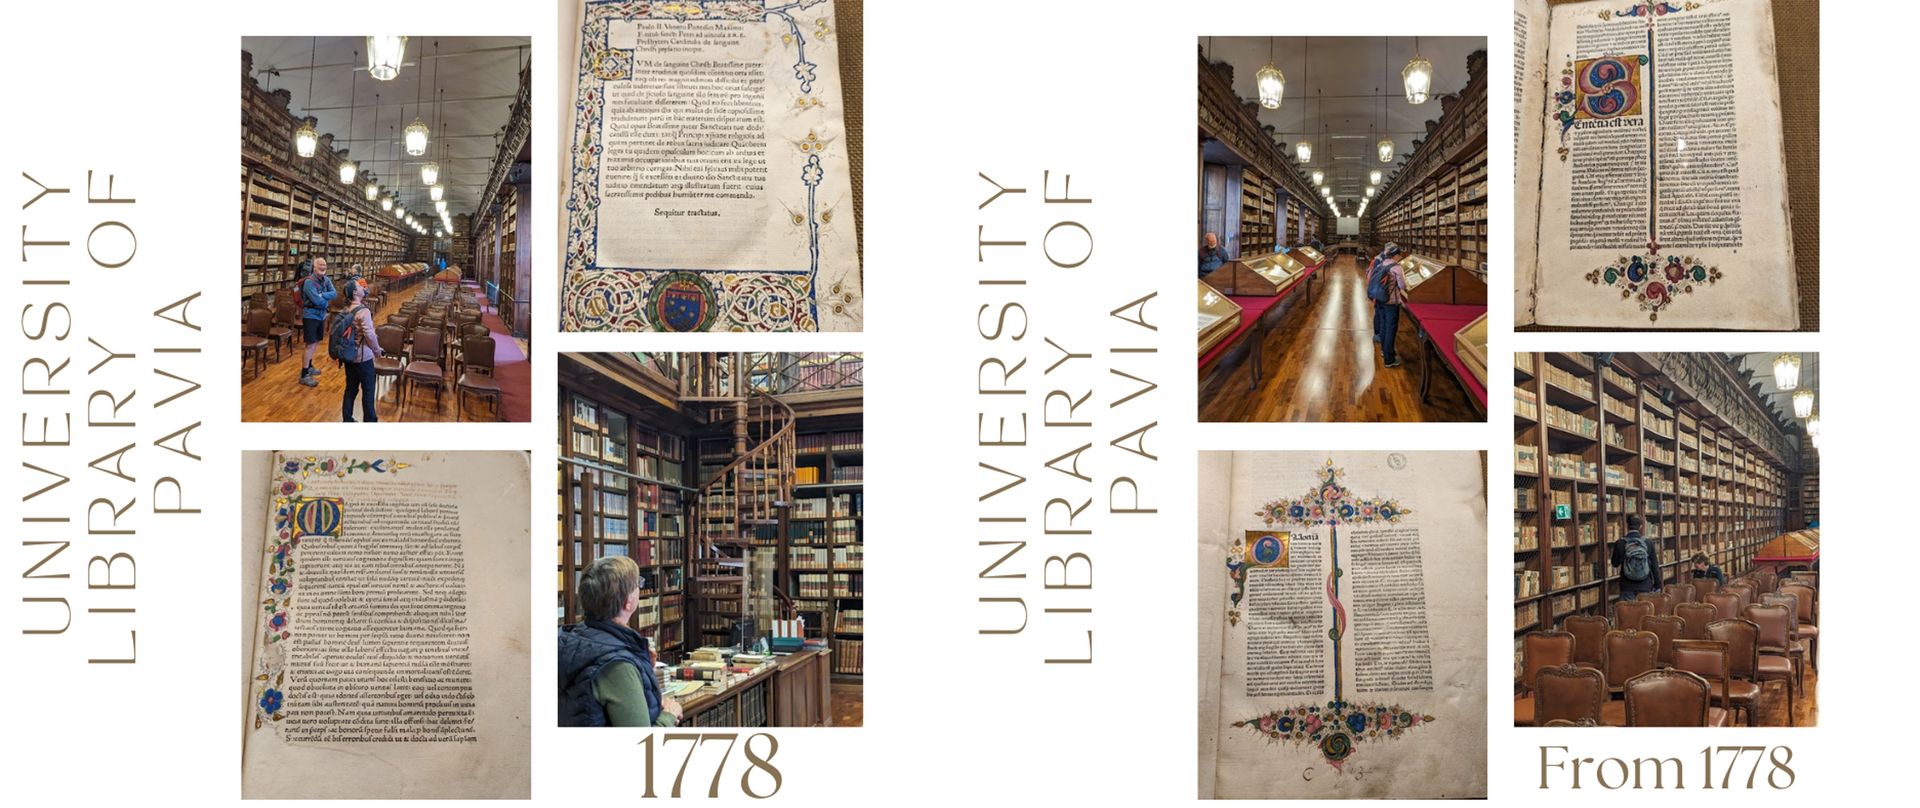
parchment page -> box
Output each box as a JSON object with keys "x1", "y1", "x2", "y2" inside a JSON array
[
  {"x1": 1196, "y1": 452, "x2": 1231, "y2": 800},
  {"x1": 1534, "y1": 0, "x2": 1793, "y2": 329},
  {"x1": 240, "y1": 451, "x2": 532, "y2": 799},
  {"x1": 560, "y1": 0, "x2": 862, "y2": 332},
  {"x1": 1515, "y1": 0, "x2": 1552, "y2": 324},
  {"x1": 1206, "y1": 452, "x2": 1486, "y2": 799}
]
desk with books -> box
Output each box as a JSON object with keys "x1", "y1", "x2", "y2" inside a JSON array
[{"x1": 676, "y1": 647, "x2": 833, "y2": 728}]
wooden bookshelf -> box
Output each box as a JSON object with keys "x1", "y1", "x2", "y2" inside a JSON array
[
  {"x1": 1368, "y1": 49, "x2": 1488, "y2": 273},
  {"x1": 240, "y1": 51, "x2": 409, "y2": 302},
  {"x1": 1513, "y1": 353, "x2": 1792, "y2": 656},
  {"x1": 788, "y1": 416, "x2": 864, "y2": 677},
  {"x1": 470, "y1": 60, "x2": 532, "y2": 336},
  {"x1": 1239, "y1": 169, "x2": 1279, "y2": 257},
  {"x1": 475, "y1": 185, "x2": 524, "y2": 333},
  {"x1": 557, "y1": 383, "x2": 694, "y2": 664}
]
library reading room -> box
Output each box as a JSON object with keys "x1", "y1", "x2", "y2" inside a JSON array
[
  {"x1": 559, "y1": 353, "x2": 865, "y2": 728},
  {"x1": 1513, "y1": 352, "x2": 1821, "y2": 727},
  {"x1": 1198, "y1": 36, "x2": 1488, "y2": 422},
  {"x1": 241, "y1": 36, "x2": 532, "y2": 422}
]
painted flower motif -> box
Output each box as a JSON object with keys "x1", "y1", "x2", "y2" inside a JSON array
[
  {"x1": 1347, "y1": 712, "x2": 1369, "y2": 734},
  {"x1": 279, "y1": 482, "x2": 299, "y2": 495},
  {"x1": 801, "y1": 157, "x2": 824, "y2": 187},
  {"x1": 1258, "y1": 715, "x2": 1276, "y2": 732},
  {"x1": 283, "y1": 460, "x2": 300, "y2": 474},
  {"x1": 1665, "y1": 259, "x2": 1686, "y2": 282},
  {"x1": 1278, "y1": 716, "x2": 1295, "y2": 733},
  {"x1": 270, "y1": 579, "x2": 289, "y2": 595},
  {"x1": 268, "y1": 612, "x2": 288, "y2": 630},
  {"x1": 1646, "y1": 281, "x2": 1667, "y2": 301},
  {"x1": 1626, "y1": 256, "x2": 1647, "y2": 283},
  {"x1": 259, "y1": 688, "x2": 282, "y2": 713},
  {"x1": 319, "y1": 459, "x2": 336, "y2": 473},
  {"x1": 1305, "y1": 715, "x2": 1323, "y2": 734}
]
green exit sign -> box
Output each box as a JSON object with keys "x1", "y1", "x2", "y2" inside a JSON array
[{"x1": 1553, "y1": 504, "x2": 1572, "y2": 520}]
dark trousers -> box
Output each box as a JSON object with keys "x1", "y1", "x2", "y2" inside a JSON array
[
  {"x1": 341, "y1": 358, "x2": 377, "y2": 422},
  {"x1": 1372, "y1": 302, "x2": 1401, "y2": 363}
]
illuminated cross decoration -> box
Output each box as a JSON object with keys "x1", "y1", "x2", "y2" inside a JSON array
[{"x1": 1226, "y1": 458, "x2": 1432, "y2": 771}]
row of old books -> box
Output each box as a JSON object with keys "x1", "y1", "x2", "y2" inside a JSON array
[
  {"x1": 1514, "y1": 566, "x2": 1541, "y2": 598},
  {"x1": 1545, "y1": 404, "x2": 1597, "y2": 439},
  {"x1": 1644, "y1": 411, "x2": 1675, "y2": 439},
  {"x1": 1515, "y1": 387, "x2": 1539, "y2": 420},
  {"x1": 832, "y1": 638, "x2": 864, "y2": 674},
  {"x1": 1514, "y1": 519, "x2": 1539, "y2": 551},
  {"x1": 1542, "y1": 364, "x2": 1593, "y2": 399},
  {"x1": 1600, "y1": 365, "x2": 1636, "y2": 395},
  {"x1": 1603, "y1": 394, "x2": 1637, "y2": 423},
  {"x1": 1546, "y1": 453, "x2": 1596, "y2": 481}
]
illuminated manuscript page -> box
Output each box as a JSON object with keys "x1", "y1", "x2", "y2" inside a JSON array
[
  {"x1": 560, "y1": 0, "x2": 862, "y2": 331},
  {"x1": 1200, "y1": 452, "x2": 1486, "y2": 799},
  {"x1": 241, "y1": 451, "x2": 531, "y2": 799},
  {"x1": 1531, "y1": 0, "x2": 1794, "y2": 329}
]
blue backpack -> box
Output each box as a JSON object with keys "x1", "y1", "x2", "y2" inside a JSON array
[{"x1": 1366, "y1": 259, "x2": 1393, "y2": 303}]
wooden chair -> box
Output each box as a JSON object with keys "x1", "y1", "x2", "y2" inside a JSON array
[
  {"x1": 268, "y1": 302, "x2": 299, "y2": 355},
  {"x1": 1674, "y1": 602, "x2": 1717, "y2": 640},
  {"x1": 1597, "y1": 629, "x2": 1657, "y2": 726},
  {"x1": 1727, "y1": 580, "x2": 1758, "y2": 613},
  {"x1": 1641, "y1": 614, "x2": 1684, "y2": 668},
  {"x1": 1703, "y1": 591, "x2": 1742, "y2": 621},
  {"x1": 373, "y1": 325, "x2": 408, "y2": 404},
  {"x1": 1624, "y1": 669, "x2": 1715, "y2": 727},
  {"x1": 399, "y1": 327, "x2": 446, "y2": 420},
  {"x1": 1671, "y1": 639, "x2": 1736, "y2": 726},
  {"x1": 245, "y1": 309, "x2": 285, "y2": 363},
  {"x1": 1689, "y1": 577, "x2": 1718, "y2": 603},
  {"x1": 1707, "y1": 618, "x2": 1766, "y2": 726},
  {"x1": 455, "y1": 336, "x2": 502, "y2": 422},
  {"x1": 1541, "y1": 718, "x2": 1599, "y2": 727},
  {"x1": 1614, "y1": 599, "x2": 1654, "y2": 631},
  {"x1": 1561, "y1": 614, "x2": 1610, "y2": 670},
  {"x1": 1640, "y1": 591, "x2": 1672, "y2": 617},
  {"x1": 1515, "y1": 630, "x2": 1575, "y2": 727},
  {"x1": 1761, "y1": 593, "x2": 1809, "y2": 693},
  {"x1": 1743, "y1": 605, "x2": 1799, "y2": 725},
  {"x1": 1779, "y1": 581, "x2": 1818, "y2": 669},
  {"x1": 242, "y1": 333, "x2": 269, "y2": 380},
  {"x1": 1662, "y1": 583, "x2": 1694, "y2": 606},
  {"x1": 1533, "y1": 664, "x2": 1606, "y2": 727}
]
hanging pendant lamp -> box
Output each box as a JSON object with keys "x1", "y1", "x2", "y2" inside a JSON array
[
  {"x1": 367, "y1": 36, "x2": 406, "y2": 81},
  {"x1": 1772, "y1": 353, "x2": 1800, "y2": 390},
  {"x1": 1376, "y1": 38, "x2": 1395, "y2": 163},
  {"x1": 1403, "y1": 36, "x2": 1433, "y2": 105},
  {"x1": 339, "y1": 50, "x2": 359, "y2": 183},
  {"x1": 1294, "y1": 38, "x2": 1312, "y2": 163},
  {"x1": 293, "y1": 37, "x2": 320, "y2": 158},
  {"x1": 1792, "y1": 388, "x2": 1814, "y2": 419},
  {"x1": 1255, "y1": 36, "x2": 1284, "y2": 110},
  {"x1": 420, "y1": 44, "x2": 441, "y2": 183}
]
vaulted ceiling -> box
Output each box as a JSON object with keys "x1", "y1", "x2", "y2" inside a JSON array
[
  {"x1": 242, "y1": 36, "x2": 529, "y2": 223},
  {"x1": 1203, "y1": 36, "x2": 1484, "y2": 213}
]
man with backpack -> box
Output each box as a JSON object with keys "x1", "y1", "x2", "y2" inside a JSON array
[
  {"x1": 558, "y1": 556, "x2": 682, "y2": 727},
  {"x1": 297, "y1": 258, "x2": 336, "y2": 387},
  {"x1": 1611, "y1": 515, "x2": 1662, "y2": 600},
  {"x1": 332, "y1": 277, "x2": 382, "y2": 422},
  {"x1": 1365, "y1": 243, "x2": 1408, "y2": 368}
]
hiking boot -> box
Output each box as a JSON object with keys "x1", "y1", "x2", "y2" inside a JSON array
[{"x1": 300, "y1": 374, "x2": 318, "y2": 387}]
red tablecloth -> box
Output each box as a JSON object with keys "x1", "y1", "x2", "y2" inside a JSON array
[
  {"x1": 1197, "y1": 263, "x2": 1320, "y2": 370},
  {"x1": 1403, "y1": 302, "x2": 1488, "y2": 409}
]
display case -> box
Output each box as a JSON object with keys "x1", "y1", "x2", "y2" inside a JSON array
[
  {"x1": 1197, "y1": 280, "x2": 1243, "y2": 356},
  {"x1": 1286, "y1": 245, "x2": 1325, "y2": 267},
  {"x1": 1452, "y1": 313, "x2": 1488, "y2": 387},
  {"x1": 1203, "y1": 250, "x2": 1305, "y2": 297},
  {"x1": 1401, "y1": 255, "x2": 1490, "y2": 305}
]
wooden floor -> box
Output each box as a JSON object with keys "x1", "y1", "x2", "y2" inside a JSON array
[
  {"x1": 241, "y1": 281, "x2": 529, "y2": 422},
  {"x1": 831, "y1": 681, "x2": 862, "y2": 727},
  {"x1": 1199, "y1": 254, "x2": 1479, "y2": 422}
]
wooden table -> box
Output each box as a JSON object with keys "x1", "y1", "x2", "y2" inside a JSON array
[
  {"x1": 677, "y1": 648, "x2": 833, "y2": 727},
  {"x1": 1197, "y1": 262, "x2": 1321, "y2": 391},
  {"x1": 1402, "y1": 302, "x2": 1488, "y2": 418}
]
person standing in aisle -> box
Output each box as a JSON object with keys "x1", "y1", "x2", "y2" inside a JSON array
[
  {"x1": 1366, "y1": 243, "x2": 1408, "y2": 368},
  {"x1": 1688, "y1": 553, "x2": 1726, "y2": 586},
  {"x1": 297, "y1": 258, "x2": 336, "y2": 387},
  {"x1": 1199, "y1": 232, "x2": 1227, "y2": 277},
  {"x1": 558, "y1": 556, "x2": 682, "y2": 728},
  {"x1": 1611, "y1": 515, "x2": 1662, "y2": 600},
  {"x1": 335, "y1": 278, "x2": 381, "y2": 423}
]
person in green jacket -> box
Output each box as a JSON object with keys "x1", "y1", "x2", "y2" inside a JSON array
[{"x1": 558, "y1": 556, "x2": 682, "y2": 727}]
